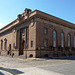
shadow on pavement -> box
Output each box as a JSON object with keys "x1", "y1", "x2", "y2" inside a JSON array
[
  {"x1": 0, "y1": 72, "x2": 4, "y2": 75},
  {"x1": 0, "y1": 67, "x2": 24, "y2": 75},
  {"x1": 42, "y1": 56, "x2": 75, "y2": 60}
]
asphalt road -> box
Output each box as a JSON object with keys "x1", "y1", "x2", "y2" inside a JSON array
[{"x1": 0, "y1": 56, "x2": 75, "y2": 75}]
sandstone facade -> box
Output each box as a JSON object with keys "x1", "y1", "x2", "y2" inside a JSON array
[{"x1": 0, "y1": 8, "x2": 75, "y2": 58}]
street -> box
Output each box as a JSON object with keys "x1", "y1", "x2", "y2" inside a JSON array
[{"x1": 0, "y1": 56, "x2": 75, "y2": 75}]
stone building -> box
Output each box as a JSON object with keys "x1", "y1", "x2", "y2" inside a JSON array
[{"x1": 0, "y1": 8, "x2": 75, "y2": 58}]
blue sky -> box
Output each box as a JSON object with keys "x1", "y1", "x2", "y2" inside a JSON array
[{"x1": 0, "y1": 0, "x2": 75, "y2": 28}]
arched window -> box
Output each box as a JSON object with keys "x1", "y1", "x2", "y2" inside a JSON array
[
  {"x1": 53, "y1": 30, "x2": 57, "y2": 47},
  {"x1": 4, "y1": 41, "x2": 7, "y2": 50},
  {"x1": 1, "y1": 40, "x2": 3, "y2": 50},
  {"x1": 4, "y1": 38, "x2": 7, "y2": 50},
  {"x1": 74, "y1": 35, "x2": 75, "y2": 48},
  {"x1": 68, "y1": 34, "x2": 71, "y2": 47},
  {"x1": 61, "y1": 33, "x2": 64, "y2": 47}
]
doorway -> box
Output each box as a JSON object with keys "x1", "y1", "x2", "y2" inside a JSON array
[
  {"x1": 22, "y1": 40, "x2": 25, "y2": 54},
  {"x1": 19, "y1": 40, "x2": 25, "y2": 55}
]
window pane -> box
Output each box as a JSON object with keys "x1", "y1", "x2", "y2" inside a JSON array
[
  {"x1": 21, "y1": 29, "x2": 26, "y2": 33},
  {"x1": 53, "y1": 31, "x2": 56, "y2": 47},
  {"x1": 61, "y1": 33, "x2": 64, "y2": 47},
  {"x1": 5, "y1": 42, "x2": 7, "y2": 50},
  {"x1": 44, "y1": 39, "x2": 48, "y2": 47},
  {"x1": 68, "y1": 34, "x2": 71, "y2": 47},
  {"x1": 44, "y1": 28, "x2": 48, "y2": 34}
]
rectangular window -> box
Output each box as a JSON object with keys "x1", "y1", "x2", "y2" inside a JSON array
[
  {"x1": 21, "y1": 29, "x2": 26, "y2": 33},
  {"x1": 31, "y1": 41, "x2": 33, "y2": 47},
  {"x1": 44, "y1": 28, "x2": 48, "y2": 34},
  {"x1": 44, "y1": 39, "x2": 48, "y2": 47}
]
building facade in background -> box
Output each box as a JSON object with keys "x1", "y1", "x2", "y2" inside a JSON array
[{"x1": 0, "y1": 8, "x2": 75, "y2": 58}]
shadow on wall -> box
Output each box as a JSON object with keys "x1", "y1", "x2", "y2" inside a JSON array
[{"x1": 0, "y1": 67, "x2": 24, "y2": 75}]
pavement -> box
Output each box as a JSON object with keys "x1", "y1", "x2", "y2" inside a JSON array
[{"x1": 0, "y1": 56, "x2": 75, "y2": 75}]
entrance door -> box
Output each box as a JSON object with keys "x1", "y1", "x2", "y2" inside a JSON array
[
  {"x1": 19, "y1": 40, "x2": 25, "y2": 55},
  {"x1": 21, "y1": 40, "x2": 25, "y2": 54},
  {"x1": 19, "y1": 29, "x2": 26, "y2": 55}
]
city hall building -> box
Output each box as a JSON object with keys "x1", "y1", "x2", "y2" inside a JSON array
[{"x1": 0, "y1": 8, "x2": 75, "y2": 58}]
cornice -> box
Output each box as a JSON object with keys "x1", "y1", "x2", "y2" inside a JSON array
[
  {"x1": 0, "y1": 9, "x2": 75, "y2": 34},
  {"x1": 0, "y1": 11, "x2": 36, "y2": 34},
  {"x1": 35, "y1": 10, "x2": 75, "y2": 30}
]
